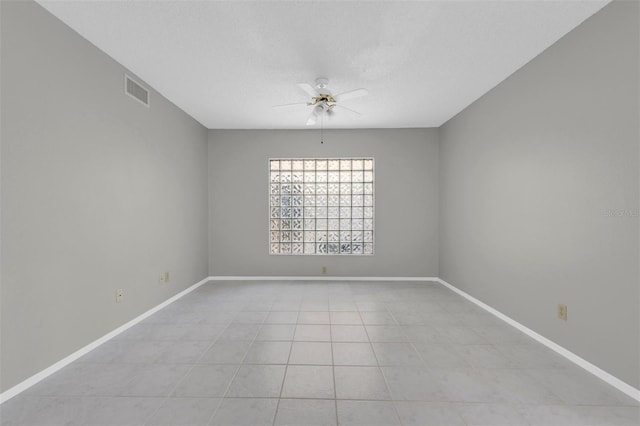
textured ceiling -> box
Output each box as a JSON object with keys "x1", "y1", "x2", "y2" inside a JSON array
[{"x1": 37, "y1": 0, "x2": 609, "y2": 129}]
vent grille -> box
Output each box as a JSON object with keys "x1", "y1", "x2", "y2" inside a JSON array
[{"x1": 124, "y1": 75, "x2": 149, "y2": 107}]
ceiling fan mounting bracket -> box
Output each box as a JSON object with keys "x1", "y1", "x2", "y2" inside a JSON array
[{"x1": 315, "y1": 78, "x2": 329, "y2": 90}]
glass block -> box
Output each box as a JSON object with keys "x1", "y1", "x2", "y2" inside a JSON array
[
  {"x1": 364, "y1": 195, "x2": 373, "y2": 206},
  {"x1": 316, "y1": 207, "x2": 327, "y2": 218},
  {"x1": 352, "y1": 218, "x2": 363, "y2": 229},
  {"x1": 281, "y1": 196, "x2": 291, "y2": 206},
  {"x1": 340, "y1": 171, "x2": 350, "y2": 182},
  {"x1": 281, "y1": 243, "x2": 291, "y2": 254},
  {"x1": 328, "y1": 183, "x2": 339, "y2": 194},
  {"x1": 270, "y1": 184, "x2": 279, "y2": 195},
  {"x1": 304, "y1": 231, "x2": 316, "y2": 242},
  {"x1": 316, "y1": 219, "x2": 327, "y2": 230},
  {"x1": 316, "y1": 172, "x2": 327, "y2": 183},
  {"x1": 328, "y1": 171, "x2": 339, "y2": 182},
  {"x1": 317, "y1": 231, "x2": 327, "y2": 242},
  {"x1": 304, "y1": 207, "x2": 315, "y2": 218},
  {"x1": 339, "y1": 195, "x2": 351, "y2": 206},
  {"x1": 292, "y1": 184, "x2": 303, "y2": 194},
  {"x1": 317, "y1": 243, "x2": 328, "y2": 254},
  {"x1": 328, "y1": 243, "x2": 339, "y2": 253},
  {"x1": 328, "y1": 231, "x2": 339, "y2": 242},
  {"x1": 270, "y1": 219, "x2": 280, "y2": 230},
  {"x1": 364, "y1": 171, "x2": 373, "y2": 182},
  {"x1": 316, "y1": 160, "x2": 327, "y2": 170},
  {"x1": 292, "y1": 160, "x2": 304, "y2": 170},
  {"x1": 364, "y1": 231, "x2": 373, "y2": 242},
  {"x1": 352, "y1": 171, "x2": 363, "y2": 183},
  {"x1": 340, "y1": 183, "x2": 351, "y2": 194},
  {"x1": 281, "y1": 171, "x2": 291, "y2": 183},
  {"x1": 353, "y1": 231, "x2": 363, "y2": 242},
  {"x1": 340, "y1": 159, "x2": 351, "y2": 170},
  {"x1": 316, "y1": 184, "x2": 327, "y2": 195},
  {"x1": 328, "y1": 207, "x2": 339, "y2": 218},
  {"x1": 292, "y1": 243, "x2": 304, "y2": 254},
  {"x1": 282, "y1": 207, "x2": 291, "y2": 218},
  {"x1": 317, "y1": 195, "x2": 327, "y2": 206},
  {"x1": 352, "y1": 207, "x2": 363, "y2": 218},
  {"x1": 352, "y1": 244, "x2": 363, "y2": 254},
  {"x1": 270, "y1": 160, "x2": 280, "y2": 171},
  {"x1": 363, "y1": 243, "x2": 373, "y2": 254},
  {"x1": 352, "y1": 159, "x2": 363, "y2": 170},
  {"x1": 363, "y1": 159, "x2": 373, "y2": 170},
  {"x1": 292, "y1": 219, "x2": 303, "y2": 230},
  {"x1": 270, "y1": 172, "x2": 280, "y2": 183},
  {"x1": 281, "y1": 160, "x2": 291, "y2": 171},
  {"x1": 292, "y1": 208, "x2": 302, "y2": 218},
  {"x1": 281, "y1": 231, "x2": 291, "y2": 242},
  {"x1": 270, "y1": 195, "x2": 280, "y2": 206},
  {"x1": 340, "y1": 231, "x2": 351, "y2": 242},
  {"x1": 270, "y1": 243, "x2": 280, "y2": 254},
  {"x1": 328, "y1": 159, "x2": 339, "y2": 170},
  {"x1": 281, "y1": 184, "x2": 291, "y2": 194},
  {"x1": 364, "y1": 219, "x2": 373, "y2": 230},
  {"x1": 304, "y1": 184, "x2": 315, "y2": 195},
  {"x1": 364, "y1": 183, "x2": 373, "y2": 194},
  {"x1": 304, "y1": 197, "x2": 315, "y2": 207},
  {"x1": 328, "y1": 219, "x2": 339, "y2": 230},
  {"x1": 304, "y1": 160, "x2": 315, "y2": 171},
  {"x1": 340, "y1": 243, "x2": 351, "y2": 254},
  {"x1": 364, "y1": 207, "x2": 373, "y2": 218},
  {"x1": 340, "y1": 219, "x2": 350, "y2": 230},
  {"x1": 328, "y1": 195, "x2": 339, "y2": 206},
  {"x1": 270, "y1": 207, "x2": 280, "y2": 218},
  {"x1": 270, "y1": 231, "x2": 279, "y2": 242},
  {"x1": 292, "y1": 172, "x2": 303, "y2": 183},
  {"x1": 304, "y1": 243, "x2": 315, "y2": 254},
  {"x1": 292, "y1": 196, "x2": 302, "y2": 206},
  {"x1": 281, "y1": 219, "x2": 291, "y2": 230},
  {"x1": 352, "y1": 183, "x2": 363, "y2": 193},
  {"x1": 304, "y1": 172, "x2": 315, "y2": 183},
  {"x1": 352, "y1": 195, "x2": 363, "y2": 206},
  {"x1": 292, "y1": 231, "x2": 303, "y2": 242},
  {"x1": 340, "y1": 207, "x2": 351, "y2": 218}
]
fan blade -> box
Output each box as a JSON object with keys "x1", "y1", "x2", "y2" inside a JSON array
[
  {"x1": 334, "y1": 104, "x2": 361, "y2": 115},
  {"x1": 334, "y1": 88, "x2": 368, "y2": 102},
  {"x1": 272, "y1": 102, "x2": 308, "y2": 111},
  {"x1": 297, "y1": 82, "x2": 318, "y2": 98}
]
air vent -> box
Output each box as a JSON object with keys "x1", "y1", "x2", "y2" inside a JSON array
[{"x1": 124, "y1": 74, "x2": 149, "y2": 107}]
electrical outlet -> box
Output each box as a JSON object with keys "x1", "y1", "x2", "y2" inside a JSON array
[
  {"x1": 558, "y1": 304, "x2": 567, "y2": 321},
  {"x1": 116, "y1": 289, "x2": 123, "y2": 303},
  {"x1": 164, "y1": 272, "x2": 170, "y2": 282},
  {"x1": 322, "y1": 266, "x2": 327, "y2": 274},
  {"x1": 159, "y1": 273, "x2": 165, "y2": 283}
]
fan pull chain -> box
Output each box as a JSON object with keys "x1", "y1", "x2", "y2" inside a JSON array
[{"x1": 320, "y1": 113, "x2": 324, "y2": 144}]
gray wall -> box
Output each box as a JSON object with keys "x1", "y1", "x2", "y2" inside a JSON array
[
  {"x1": 0, "y1": 1, "x2": 209, "y2": 392},
  {"x1": 439, "y1": 0, "x2": 639, "y2": 388},
  {"x1": 209, "y1": 129, "x2": 439, "y2": 277}
]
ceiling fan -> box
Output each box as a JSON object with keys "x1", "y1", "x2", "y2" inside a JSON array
[{"x1": 274, "y1": 78, "x2": 368, "y2": 126}]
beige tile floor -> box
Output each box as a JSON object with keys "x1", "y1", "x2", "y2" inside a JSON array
[{"x1": 1, "y1": 281, "x2": 638, "y2": 425}]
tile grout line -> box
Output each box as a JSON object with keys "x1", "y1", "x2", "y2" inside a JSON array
[{"x1": 358, "y1": 302, "x2": 404, "y2": 426}]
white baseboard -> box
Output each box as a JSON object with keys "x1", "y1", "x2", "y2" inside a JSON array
[
  {"x1": 435, "y1": 278, "x2": 640, "y2": 402},
  {"x1": 208, "y1": 276, "x2": 438, "y2": 282},
  {"x1": 0, "y1": 277, "x2": 210, "y2": 404}
]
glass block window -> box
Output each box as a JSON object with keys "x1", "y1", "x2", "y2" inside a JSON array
[{"x1": 269, "y1": 158, "x2": 374, "y2": 255}]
